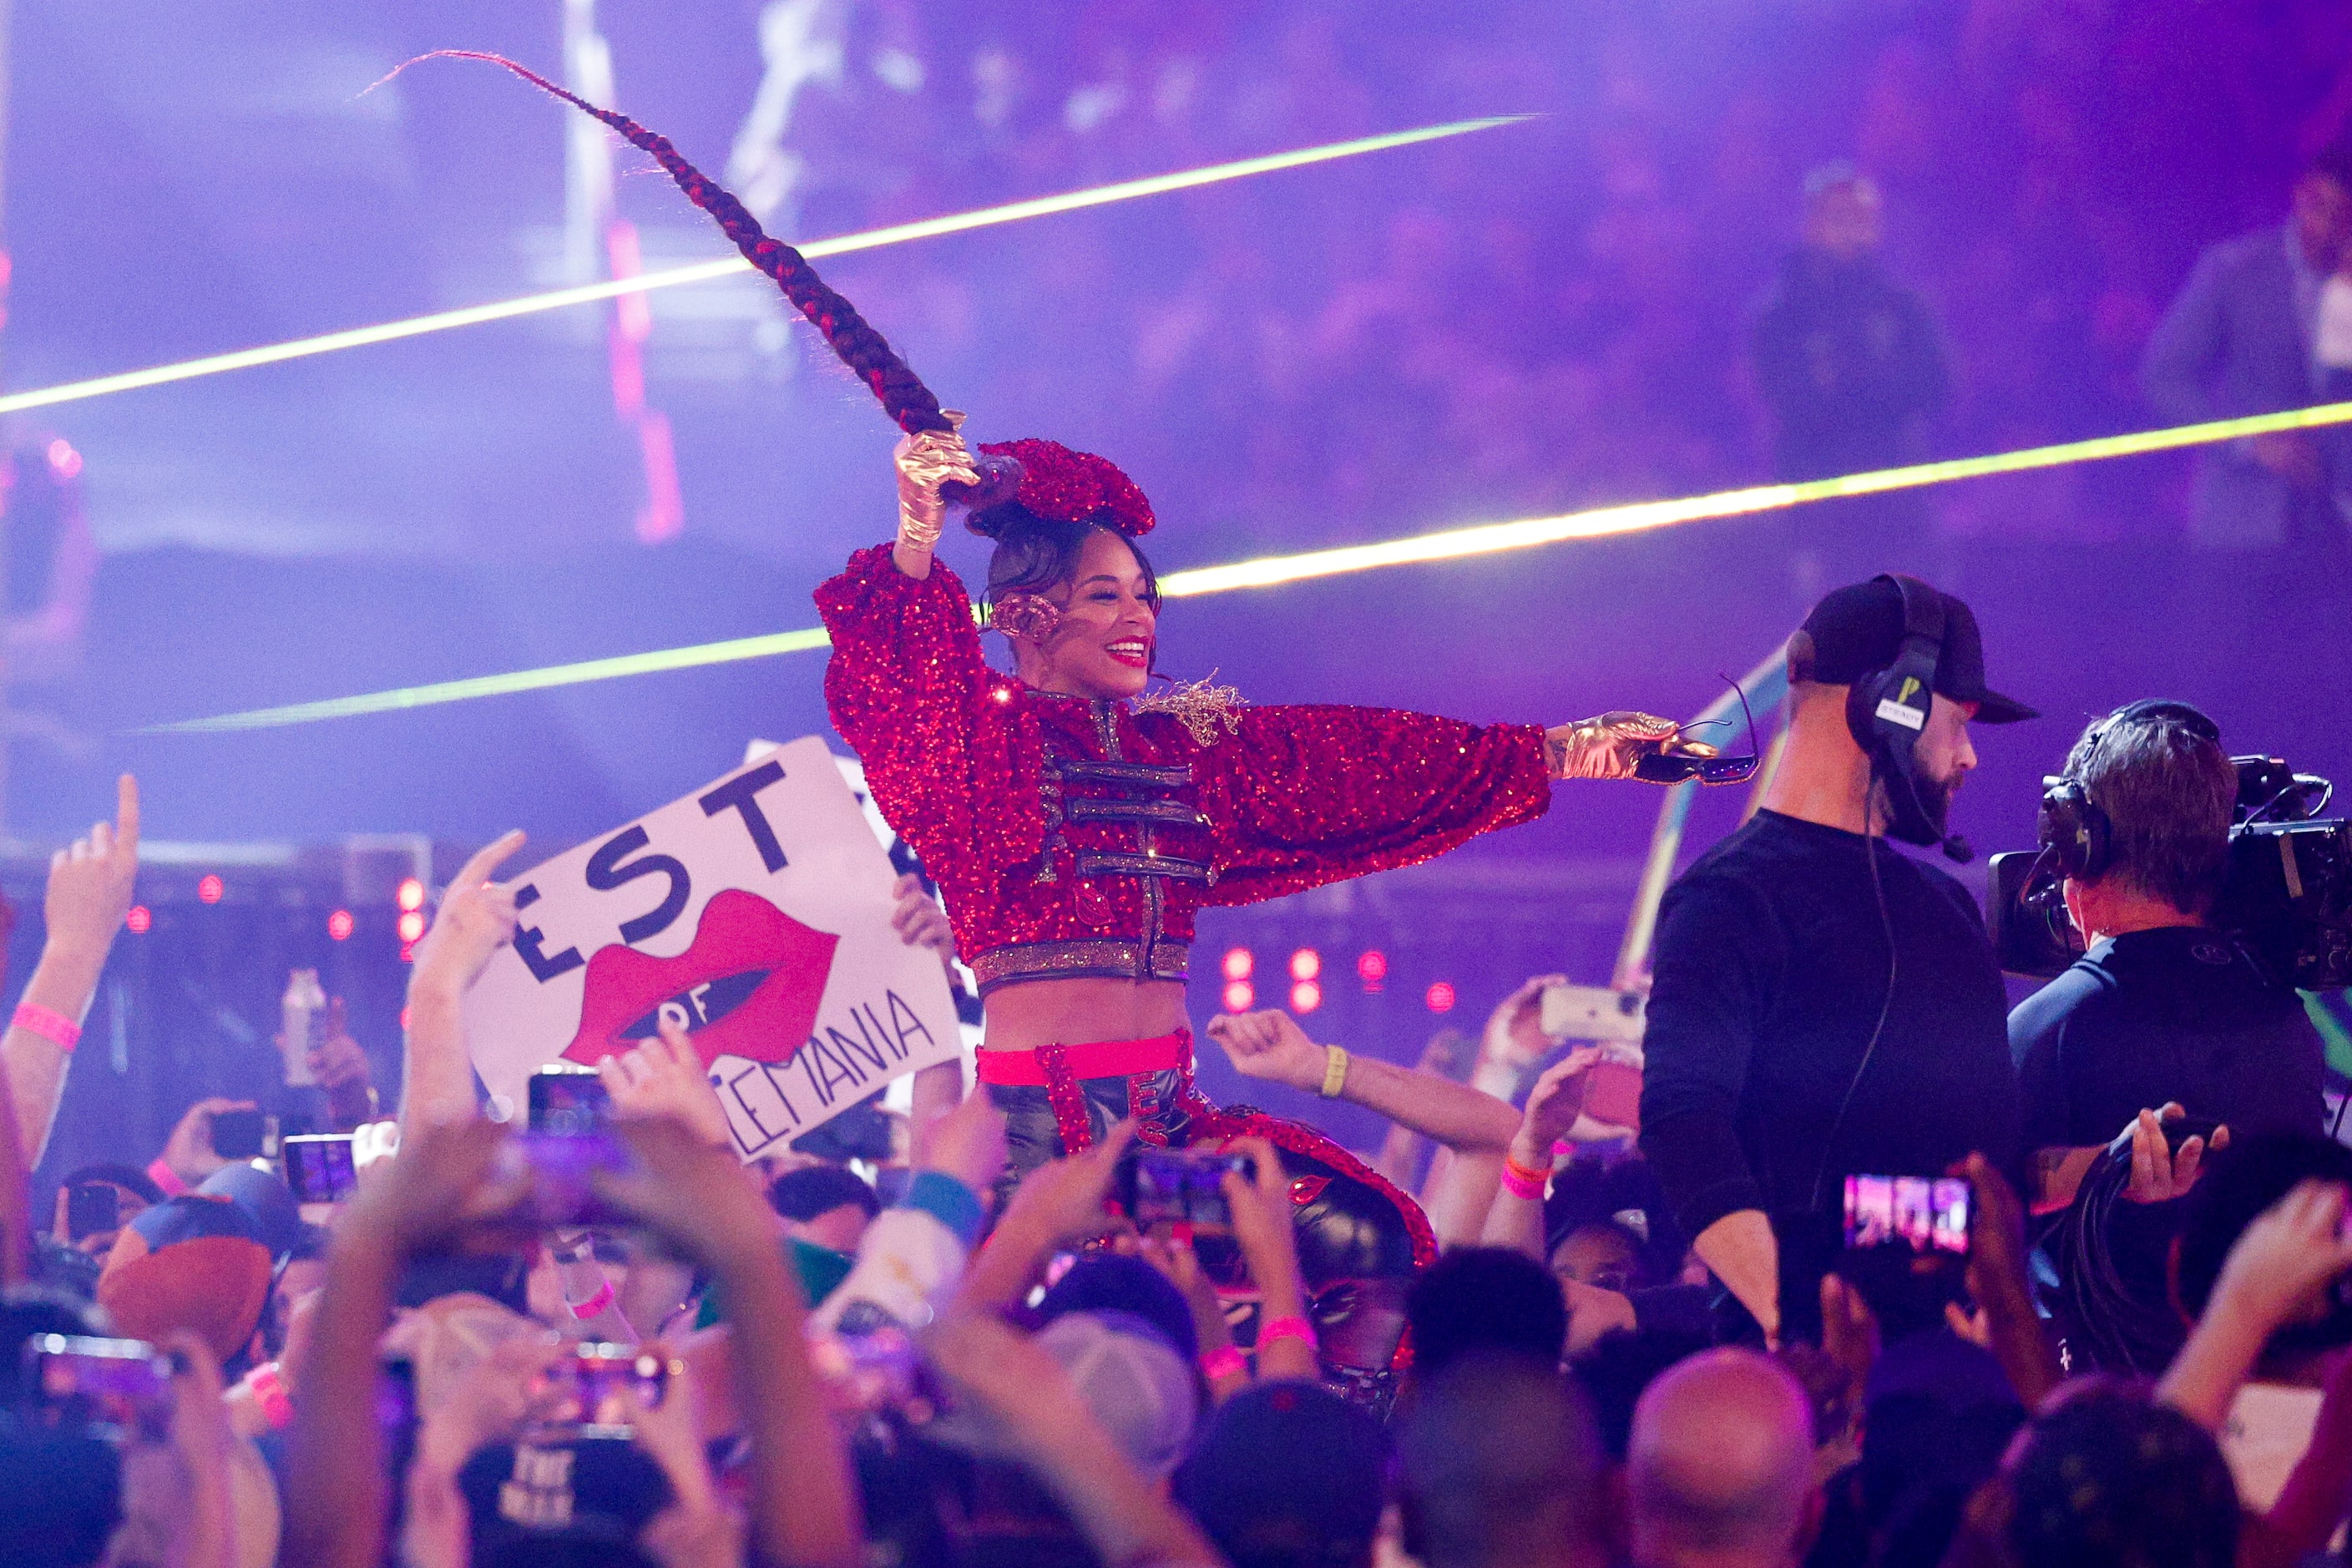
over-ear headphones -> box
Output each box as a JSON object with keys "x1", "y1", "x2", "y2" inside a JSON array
[
  {"x1": 1844, "y1": 574, "x2": 1968, "y2": 859},
  {"x1": 2036, "y1": 700, "x2": 2223, "y2": 882}
]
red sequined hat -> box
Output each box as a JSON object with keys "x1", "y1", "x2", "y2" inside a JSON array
[{"x1": 979, "y1": 438, "x2": 1156, "y2": 539}]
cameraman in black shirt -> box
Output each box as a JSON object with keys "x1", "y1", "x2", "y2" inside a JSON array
[
  {"x1": 1641, "y1": 576, "x2": 2033, "y2": 1346},
  {"x1": 2008, "y1": 701, "x2": 2324, "y2": 1369}
]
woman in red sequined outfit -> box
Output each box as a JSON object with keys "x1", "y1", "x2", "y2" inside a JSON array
[
  {"x1": 444, "y1": 63, "x2": 1698, "y2": 1388},
  {"x1": 817, "y1": 425, "x2": 1697, "y2": 1383}
]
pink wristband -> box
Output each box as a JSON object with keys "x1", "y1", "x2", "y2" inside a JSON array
[
  {"x1": 1199, "y1": 1344, "x2": 1247, "y2": 1382},
  {"x1": 147, "y1": 1157, "x2": 187, "y2": 1197},
  {"x1": 1259, "y1": 1315, "x2": 1318, "y2": 1353},
  {"x1": 13, "y1": 1003, "x2": 78, "y2": 1054},
  {"x1": 244, "y1": 1362, "x2": 293, "y2": 1430},
  {"x1": 569, "y1": 1280, "x2": 616, "y2": 1321},
  {"x1": 1499, "y1": 1163, "x2": 1545, "y2": 1201}
]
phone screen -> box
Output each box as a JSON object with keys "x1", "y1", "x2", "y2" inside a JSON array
[
  {"x1": 513, "y1": 1130, "x2": 635, "y2": 1230},
  {"x1": 1131, "y1": 1150, "x2": 1250, "y2": 1232},
  {"x1": 283, "y1": 1134, "x2": 359, "y2": 1204},
  {"x1": 28, "y1": 1334, "x2": 178, "y2": 1439},
  {"x1": 529, "y1": 1069, "x2": 614, "y2": 1137},
  {"x1": 65, "y1": 1183, "x2": 123, "y2": 1242},
  {"x1": 211, "y1": 1108, "x2": 273, "y2": 1161},
  {"x1": 1843, "y1": 1174, "x2": 1971, "y2": 1255}
]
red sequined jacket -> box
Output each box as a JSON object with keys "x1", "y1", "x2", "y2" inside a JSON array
[{"x1": 815, "y1": 545, "x2": 1551, "y2": 994}]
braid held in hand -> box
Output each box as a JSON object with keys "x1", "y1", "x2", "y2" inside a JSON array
[{"x1": 406, "y1": 51, "x2": 953, "y2": 438}]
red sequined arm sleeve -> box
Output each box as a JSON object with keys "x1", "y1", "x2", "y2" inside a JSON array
[
  {"x1": 1192, "y1": 705, "x2": 1551, "y2": 905},
  {"x1": 814, "y1": 546, "x2": 994, "y2": 877}
]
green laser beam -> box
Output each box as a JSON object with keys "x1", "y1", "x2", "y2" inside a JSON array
[
  {"x1": 134, "y1": 396, "x2": 2352, "y2": 736},
  {"x1": 0, "y1": 115, "x2": 1525, "y2": 419}
]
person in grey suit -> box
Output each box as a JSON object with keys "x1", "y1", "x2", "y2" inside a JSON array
[{"x1": 2141, "y1": 146, "x2": 2352, "y2": 550}]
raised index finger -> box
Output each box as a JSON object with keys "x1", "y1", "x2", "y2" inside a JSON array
[
  {"x1": 453, "y1": 829, "x2": 528, "y2": 891},
  {"x1": 114, "y1": 775, "x2": 140, "y2": 855}
]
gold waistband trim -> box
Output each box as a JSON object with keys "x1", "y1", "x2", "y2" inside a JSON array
[{"x1": 971, "y1": 938, "x2": 1191, "y2": 994}]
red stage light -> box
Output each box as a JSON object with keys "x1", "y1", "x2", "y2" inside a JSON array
[
  {"x1": 1357, "y1": 949, "x2": 1388, "y2": 988},
  {"x1": 196, "y1": 874, "x2": 224, "y2": 904},
  {"x1": 399, "y1": 1006, "x2": 412, "y2": 1032},
  {"x1": 1425, "y1": 980, "x2": 1456, "y2": 1014},
  {"x1": 396, "y1": 877, "x2": 427, "y2": 913},
  {"x1": 45, "y1": 438, "x2": 82, "y2": 480},
  {"x1": 399, "y1": 942, "x2": 416, "y2": 964},
  {"x1": 397, "y1": 910, "x2": 427, "y2": 943},
  {"x1": 125, "y1": 905, "x2": 151, "y2": 934},
  {"x1": 1222, "y1": 980, "x2": 1254, "y2": 1014},
  {"x1": 1288, "y1": 947, "x2": 1321, "y2": 982},
  {"x1": 1291, "y1": 979, "x2": 1323, "y2": 1014},
  {"x1": 326, "y1": 909, "x2": 355, "y2": 942},
  {"x1": 1222, "y1": 947, "x2": 1253, "y2": 982}
]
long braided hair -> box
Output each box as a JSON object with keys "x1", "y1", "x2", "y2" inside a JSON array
[{"x1": 420, "y1": 52, "x2": 958, "y2": 439}]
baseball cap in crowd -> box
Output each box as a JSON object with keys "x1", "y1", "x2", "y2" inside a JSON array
[
  {"x1": 197, "y1": 1163, "x2": 308, "y2": 1262},
  {"x1": 933, "y1": 1309, "x2": 1198, "y2": 1482},
  {"x1": 1033, "y1": 1310, "x2": 1197, "y2": 1479},
  {"x1": 95, "y1": 1194, "x2": 273, "y2": 1364},
  {"x1": 458, "y1": 1435, "x2": 671, "y2": 1562},
  {"x1": 1174, "y1": 1381, "x2": 1390, "y2": 1568},
  {"x1": 1794, "y1": 576, "x2": 2036, "y2": 724},
  {"x1": 1035, "y1": 1252, "x2": 1200, "y2": 1361}
]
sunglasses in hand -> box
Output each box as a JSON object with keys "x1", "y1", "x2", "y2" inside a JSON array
[{"x1": 1632, "y1": 676, "x2": 1763, "y2": 786}]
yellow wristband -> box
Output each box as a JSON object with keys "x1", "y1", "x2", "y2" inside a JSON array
[{"x1": 1319, "y1": 1044, "x2": 1350, "y2": 1099}]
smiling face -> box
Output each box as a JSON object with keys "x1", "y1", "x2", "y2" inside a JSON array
[{"x1": 1010, "y1": 528, "x2": 1158, "y2": 701}]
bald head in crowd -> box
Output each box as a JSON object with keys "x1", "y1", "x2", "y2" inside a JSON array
[
  {"x1": 1400, "y1": 1353, "x2": 1609, "y2": 1568},
  {"x1": 1627, "y1": 1348, "x2": 1820, "y2": 1568}
]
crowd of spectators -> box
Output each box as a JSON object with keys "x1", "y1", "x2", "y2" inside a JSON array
[{"x1": 0, "y1": 692, "x2": 2345, "y2": 1567}]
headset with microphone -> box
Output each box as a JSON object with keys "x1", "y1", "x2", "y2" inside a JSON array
[{"x1": 1842, "y1": 574, "x2": 1973, "y2": 864}]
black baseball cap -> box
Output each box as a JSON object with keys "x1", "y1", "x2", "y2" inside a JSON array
[{"x1": 1795, "y1": 577, "x2": 2036, "y2": 724}]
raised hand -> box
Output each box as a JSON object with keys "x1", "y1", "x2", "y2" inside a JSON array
[
  {"x1": 2206, "y1": 1178, "x2": 2352, "y2": 1340},
  {"x1": 599, "y1": 1019, "x2": 736, "y2": 1150},
  {"x1": 1217, "y1": 1135, "x2": 1305, "y2": 1311},
  {"x1": 1206, "y1": 1009, "x2": 1325, "y2": 1092},
  {"x1": 590, "y1": 1114, "x2": 776, "y2": 1274},
  {"x1": 894, "y1": 414, "x2": 981, "y2": 559},
  {"x1": 159, "y1": 1096, "x2": 257, "y2": 1188},
  {"x1": 991, "y1": 1120, "x2": 1137, "y2": 1253},
  {"x1": 340, "y1": 1118, "x2": 534, "y2": 1261},
  {"x1": 1481, "y1": 974, "x2": 1565, "y2": 1074},
  {"x1": 914, "y1": 1086, "x2": 1007, "y2": 1197},
  {"x1": 409, "y1": 831, "x2": 527, "y2": 995},
  {"x1": 888, "y1": 873, "x2": 957, "y2": 964},
  {"x1": 1511, "y1": 1049, "x2": 1601, "y2": 1167},
  {"x1": 46, "y1": 773, "x2": 140, "y2": 963}
]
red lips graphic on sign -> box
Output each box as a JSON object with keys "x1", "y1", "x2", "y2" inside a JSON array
[{"x1": 561, "y1": 888, "x2": 838, "y2": 1072}]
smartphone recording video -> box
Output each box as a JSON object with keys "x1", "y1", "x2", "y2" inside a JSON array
[
  {"x1": 508, "y1": 1130, "x2": 636, "y2": 1231},
  {"x1": 210, "y1": 1108, "x2": 277, "y2": 1161},
  {"x1": 551, "y1": 1343, "x2": 674, "y2": 1436},
  {"x1": 1843, "y1": 1174, "x2": 1970, "y2": 1256},
  {"x1": 1130, "y1": 1148, "x2": 1254, "y2": 1232},
  {"x1": 64, "y1": 1182, "x2": 123, "y2": 1243},
  {"x1": 282, "y1": 1133, "x2": 359, "y2": 1205},
  {"x1": 529, "y1": 1066, "x2": 614, "y2": 1138},
  {"x1": 24, "y1": 1334, "x2": 180, "y2": 1439}
]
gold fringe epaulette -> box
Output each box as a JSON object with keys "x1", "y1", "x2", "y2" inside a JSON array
[{"x1": 1133, "y1": 674, "x2": 1247, "y2": 746}]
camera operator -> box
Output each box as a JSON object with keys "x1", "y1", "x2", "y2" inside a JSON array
[
  {"x1": 2009, "y1": 701, "x2": 2324, "y2": 1371},
  {"x1": 1640, "y1": 575, "x2": 2033, "y2": 1346}
]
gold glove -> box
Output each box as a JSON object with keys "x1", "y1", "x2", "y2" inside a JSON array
[
  {"x1": 1545, "y1": 712, "x2": 1704, "y2": 782},
  {"x1": 894, "y1": 409, "x2": 982, "y2": 553}
]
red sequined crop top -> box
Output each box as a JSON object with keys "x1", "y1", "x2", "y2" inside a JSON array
[{"x1": 815, "y1": 545, "x2": 1551, "y2": 994}]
